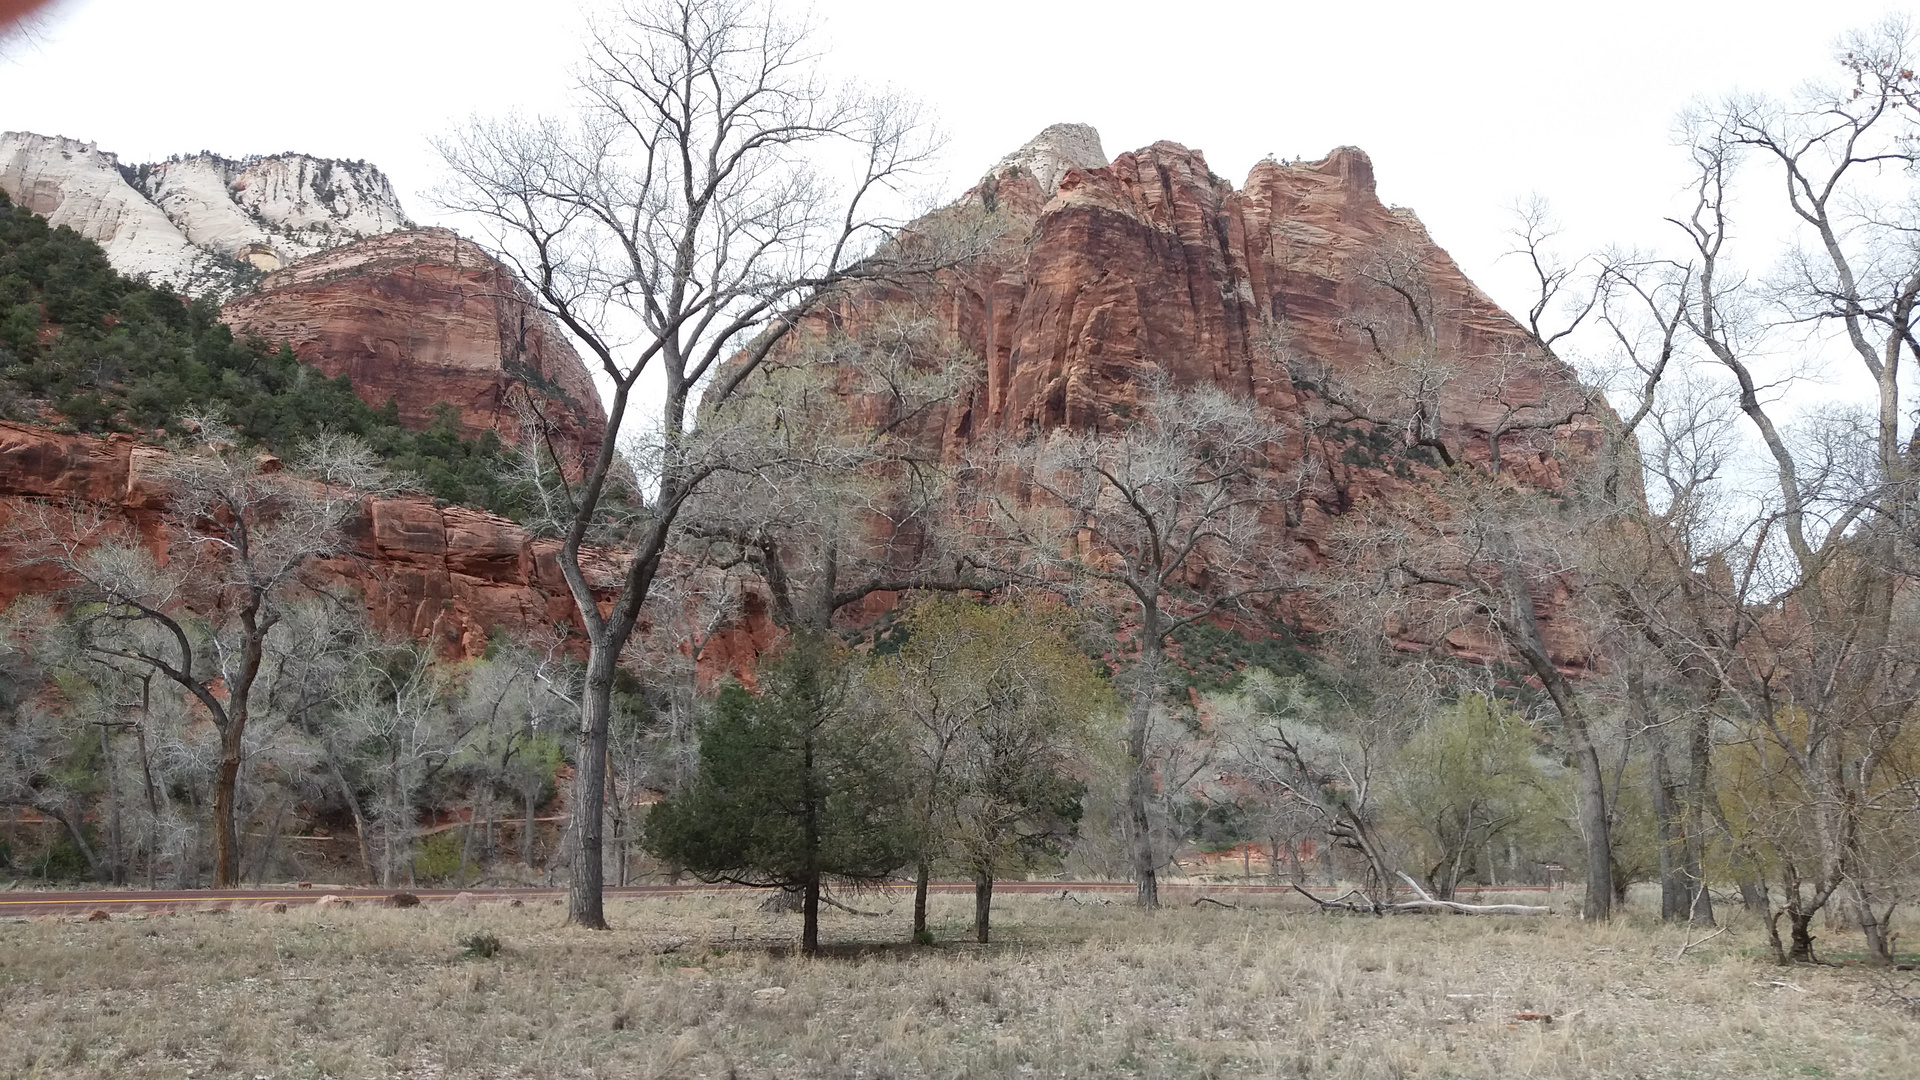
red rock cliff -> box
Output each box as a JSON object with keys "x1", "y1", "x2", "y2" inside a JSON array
[
  {"x1": 221, "y1": 228, "x2": 607, "y2": 473},
  {"x1": 815, "y1": 127, "x2": 1604, "y2": 668},
  {"x1": 0, "y1": 421, "x2": 612, "y2": 656}
]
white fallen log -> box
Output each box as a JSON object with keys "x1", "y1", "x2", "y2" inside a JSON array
[{"x1": 1392, "y1": 872, "x2": 1552, "y2": 916}]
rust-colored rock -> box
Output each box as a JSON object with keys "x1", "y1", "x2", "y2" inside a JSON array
[
  {"x1": 812, "y1": 129, "x2": 1604, "y2": 669},
  {"x1": 221, "y1": 228, "x2": 606, "y2": 474},
  {"x1": 0, "y1": 420, "x2": 590, "y2": 656}
]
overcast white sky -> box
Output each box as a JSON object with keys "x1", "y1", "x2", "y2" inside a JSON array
[{"x1": 0, "y1": 0, "x2": 1908, "y2": 360}]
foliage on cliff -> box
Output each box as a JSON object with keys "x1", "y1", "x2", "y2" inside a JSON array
[{"x1": 0, "y1": 191, "x2": 528, "y2": 517}]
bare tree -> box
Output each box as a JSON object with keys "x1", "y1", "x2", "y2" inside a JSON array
[
  {"x1": 21, "y1": 422, "x2": 381, "y2": 886},
  {"x1": 1627, "y1": 20, "x2": 1920, "y2": 962},
  {"x1": 683, "y1": 308, "x2": 985, "y2": 635},
  {"x1": 962, "y1": 380, "x2": 1295, "y2": 907},
  {"x1": 435, "y1": 0, "x2": 969, "y2": 927}
]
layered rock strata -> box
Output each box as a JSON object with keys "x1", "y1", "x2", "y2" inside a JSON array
[
  {"x1": 0, "y1": 421, "x2": 608, "y2": 657},
  {"x1": 221, "y1": 228, "x2": 608, "y2": 468},
  {"x1": 820, "y1": 126, "x2": 1603, "y2": 668}
]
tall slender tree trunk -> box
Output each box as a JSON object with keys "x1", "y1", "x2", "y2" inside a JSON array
[
  {"x1": 913, "y1": 858, "x2": 932, "y2": 939},
  {"x1": 1684, "y1": 709, "x2": 1715, "y2": 926},
  {"x1": 1498, "y1": 554, "x2": 1610, "y2": 920},
  {"x1": 1127, "y1": 629, "x2": 1164, "y2": 910},
  {"x1": 1652, "y1": 744, "x2": 1683, "y2": 921},
  {"x1": 135, "y1": 721, "x2": 159, "y2": 891},
  {"x1": 567, "y1": 647, "x2": 616, "y2": 928}
]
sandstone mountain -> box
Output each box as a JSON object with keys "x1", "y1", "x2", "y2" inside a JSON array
[
  {"x1": 0, "y1": 131, "x2": 607, "y2": 464},
  {"x1": 0, "y1": 124, "x2": 1595, "y2": 671},
  {"x1": 221, "y1": 228, "x2": 608, "y2": 468},
  {"x1": 804, "y1": 123, "x2": 1599, "y2": 668},
  {"x1": 0, "y1": 131, "x2": 410, "y2": 296}
]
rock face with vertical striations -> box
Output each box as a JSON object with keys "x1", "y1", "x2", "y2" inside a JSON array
[
  {"x1": 804, "y1": 125, "x2": 1604, "y2": 668},
  {"x1": 0, "y1": 124, "x2": 1599, "y2": 670}
]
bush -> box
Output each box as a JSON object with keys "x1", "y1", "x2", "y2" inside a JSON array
[
  {"x1": 411, "y1": 831, "x2": 462, "y2": 884},
  {"x1": 458, "y1": 932, "x2": 502, "y2": 960}
]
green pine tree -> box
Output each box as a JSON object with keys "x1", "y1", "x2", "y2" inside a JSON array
[{"x1": 643, "y1": 635, "x2": 917, "y2": 954}]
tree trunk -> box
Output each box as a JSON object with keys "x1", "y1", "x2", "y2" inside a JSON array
[
  {"x1": 329, "y1": 762, "x2": 374, "y2": 884},
  {"x1": 1683, "y1": 707, "x2": 1716, "y2": 926},
  {"x1": 566, "y1": 648, "x2": 616, "y2": 929},
  {"x1": 1653, "y1": 745, "x2": 1684, "y2": 921},
  {"x1": 974, "y1": 873, "x2": 994, "y2": 944},
  {"x1": 802, "y1": 871, "x2": 822, "y2": 956},
  {"x1": 1126, "y1": 634, "x2": 1163, "y2": 910},
  {"x1": 913, "y1": 857, "x2": 931, "y2": 939},
  {"x1": 1498, "y1": 553, "x2": 1610, "y2": 920},
  {"x1": 1851, "y1": 880, "x2": 1897, "y2": 965},
  {"x1": 250, "y1": 800, "x2": 285, "y2": 887},
  {"x1": 1787, "y1": 906, "x2": 1817, "y2": 963},
  {"x1": 51, "y1": 806, "x2": 105, "y2": 884},
  {"x1": 212, "y1": 725, "x2": 243, "y2": 888},
  {"x1": 521, "y1": 787, "x2": 538, "y2": 869},
  {"x1": 98, "y1": 724, "x2": 124, "y2": 886},
  {"x1": 135, "y1": 720, "x2": 160, "y2": 891}
]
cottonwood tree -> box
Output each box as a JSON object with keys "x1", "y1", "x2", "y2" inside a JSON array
[
  {"x1": 1623, "y1": 21, "x2": 1920, "y2": 961},
  {"x1": 643, "y1": 635, "x2": 917, "y2": 954},
  {"x1": 963, "y1": 380, "x2": 1294, "y2": 908},
  {"x1": 337, "y1": 640, "x2": 475, "y2": 888},
  {"x1": 867, "y1": 595, "x2": 1111, "y2": 942},
  {"x1": 1287, "y1": 212, "x2": 1640, "y2": 918},
  {"x1": 683, "y1": 309, "x2": 984, "y2": 636},
  {"x1": 436, "y1": 0, "x2": 972, "y2": 927},
  {"x1": 22, "y1": 423, "x2": 381, "y2": 887},
  {"x1": 1387, "y1": 695, "x2": 1551, "y2": 899},
  {"x1": 1215, "y1": 669, "x2": 1401, "y2": 899}
]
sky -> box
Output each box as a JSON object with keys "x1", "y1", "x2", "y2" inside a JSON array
[{"x1": 0, "y1": 0, "x2": 1910, "y2": 381}]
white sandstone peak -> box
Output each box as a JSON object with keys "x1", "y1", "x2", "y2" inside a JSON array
[
  {"x1": 0, "y1": 132, "x2": 412, "y2": 296},
  {"x1": 992, "y1": 123, "x2": 1107, "y2": 194}
]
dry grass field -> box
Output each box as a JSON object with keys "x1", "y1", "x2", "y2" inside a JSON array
[{"x1": 2, "y1": 885, "x2": 1916, "y2": 1079}]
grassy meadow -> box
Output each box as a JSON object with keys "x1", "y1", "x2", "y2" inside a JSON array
[{"x1": 2, "y1": 886, "x2": 1915, "y2": 1079}]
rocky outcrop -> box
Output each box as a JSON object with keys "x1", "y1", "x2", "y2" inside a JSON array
[
  {"x1": 0, "y1": 131, "x2": 410, "y2": 296},
  {"x1": 219, "y1": 228, "x2": 607, "y2": 469},
  {"x1": 822, "y1": 127, "x2": 1605, "y2": 669},
  {"x1": 0, "y1": 421, "x2": 602, "y2": 656},
  {"x1": 928, "y1": 131, "x2": 1578, "y2": 447}
]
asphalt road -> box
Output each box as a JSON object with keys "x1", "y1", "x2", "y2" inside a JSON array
[{"x1": 0, "y1": 880, "x2": 1550, "y2": 918}]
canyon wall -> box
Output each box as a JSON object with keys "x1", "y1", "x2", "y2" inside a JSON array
[
  {"x1": 221, "y1": 228, "x2": 608, "y2": 465},
  {"x1": 0, "y1": 420, "x2": 610, "y2": 656}
]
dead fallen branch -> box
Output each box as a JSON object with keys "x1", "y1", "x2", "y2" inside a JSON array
[
  {"x1": 1392, "y1": 873, "x2": 1552, "y2": 916},
  {"x1": 1292, "y1": 877, "x2": 1550, "y2": 916},
  {"x1": 1675, "y1": 925, "x2": 1729, "y2": 959},
  {"x1": 1192, "y1": 897, "x2": 1238, "y2": 910}
]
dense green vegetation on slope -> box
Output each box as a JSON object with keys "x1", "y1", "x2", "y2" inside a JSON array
[{"x1": 0, "y1": 191, "x2": 530, "y2": 517}]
